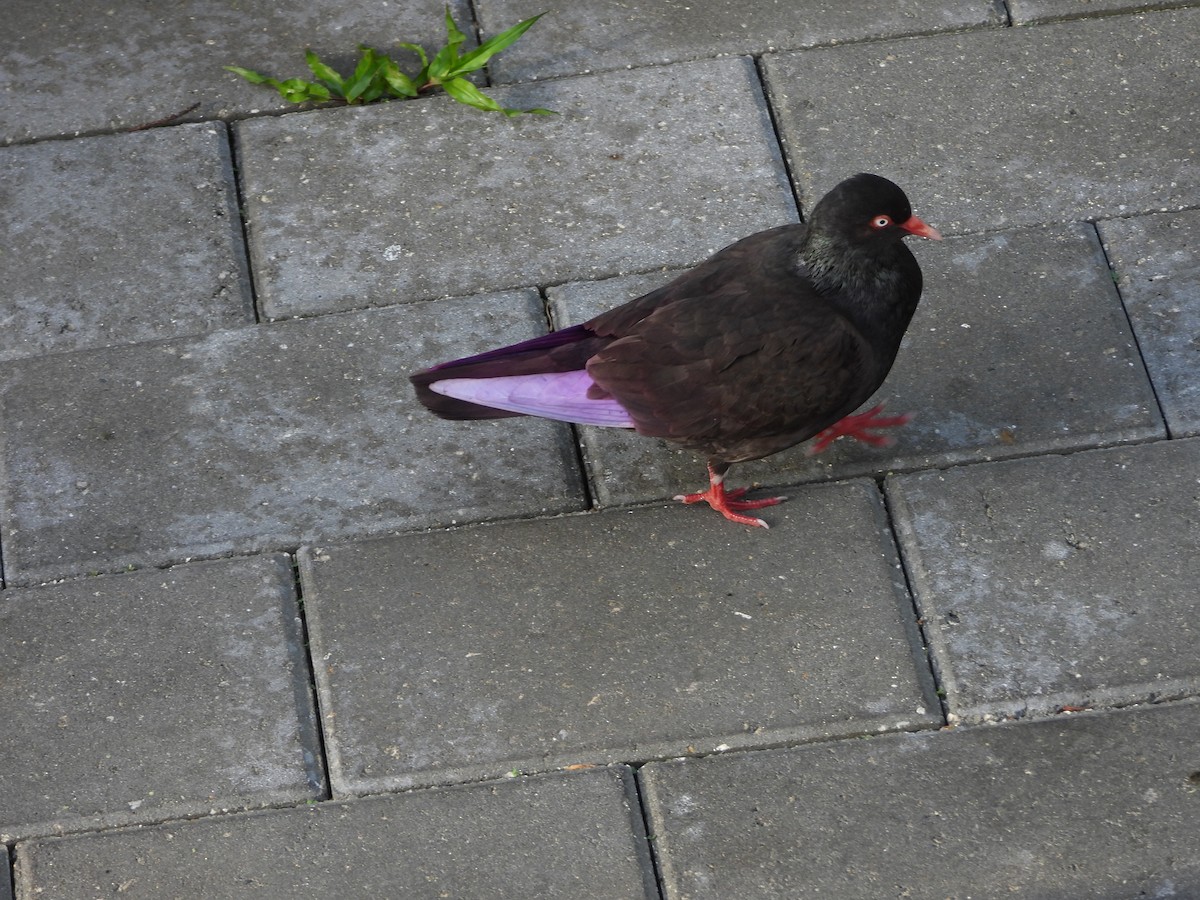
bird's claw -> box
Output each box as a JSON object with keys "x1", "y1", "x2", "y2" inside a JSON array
[{"x1": 807, "y1": 403, "x2": 912, "y2": 455}]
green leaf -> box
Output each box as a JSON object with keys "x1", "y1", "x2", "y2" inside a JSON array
[
  {"x1": 440, "y1": 76, "x2": 505, "y2": 112},
  {"x1": 440, "y1": 76, "x2": 552, "y2": 116},
  {"x1": 305, "y1": 49, "x2": 345, "y2": 93},
  {"x1": 428, "y1": 5, "x2": 467, "y2": 79},
  {"x1": 344, "y1": 49, "x2": 385, "y2": 102},
  {"x1": 224, "y1": 65, "x2": 271, "y2": 85},
  {"x1": 381, "y1": 58, "x2": 418, "y2": 98},
  {"x1": 397, "y1": 42, "x2": 429, "y2": 68},
  {"x1": 450, "y1": 12, "x2": 546, "y2": 76}
]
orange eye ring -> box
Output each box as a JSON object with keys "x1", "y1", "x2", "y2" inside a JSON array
[{"x1": 870, "y1": 215, "x2": 893, "y2": 230}]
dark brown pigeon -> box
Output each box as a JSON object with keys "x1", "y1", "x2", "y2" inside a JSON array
[{"x1": 411, "y1": 173, "x2": 940, "y2": 527}]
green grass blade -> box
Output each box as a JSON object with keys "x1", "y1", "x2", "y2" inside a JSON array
[
  {"x1": 305, "y1": 49, "x2": 345, "y2": 92},
  {"x1": 440, "y1": 76, "x2": 506, "y2": 112},
  {"x1": 381, "y1": 58, "x2": 418, "y2": 97},
  {"x1": 451, "y1": 12, "x2": 546, "y2": 75},
  {"x1": 224, "y1": 65, "x2": 272, "y2": 84}
]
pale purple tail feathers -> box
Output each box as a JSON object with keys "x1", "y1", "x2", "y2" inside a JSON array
[{"x1": 429, "y1": 370, "x2": 636, "y2": 428}]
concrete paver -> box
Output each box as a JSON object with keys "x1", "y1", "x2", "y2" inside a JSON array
[
  {"x1": 481, "y1": 0, "x2": 1003, "y2": 82},
  {"x1": 16, "y1": 767, "x2": 656, "y2": 899},
  {"x1": 887, "y1": 438, "x2": 1200, "y2": 723},
  {"x1": 234, "y1": 56, "x2": 796, "y2": 318},
  {"x1": 0, "y1": 291, "x2": 584, "y2": 584},
  {"x1": 0, "y1": 124, "x2": 251, "y2": 362},
  {"x1": 0, "y1": 554, "x2": 322, "y2": 843},
  {"x1": 1008, "y1": 0, "x2": 1199, "y2": 24},
  {"x1": 550, "y1": 222, "x2": 1161, "y2": 506},
  {"x1": 763, "y1": 9, "x2": 1200, "y2": 233},
  {"x1": 0, "y1": 0, "x2": 471, "y2": 144},
  {"x1": 641, "y1": 701, "x2": 1200, "y2": 899},
  {"x1": 1099, "y1": 208, "x2": 1200, "y2": 438},
  {"x1": 299, "y1": 483, "x2": 938, "y2": 794}
]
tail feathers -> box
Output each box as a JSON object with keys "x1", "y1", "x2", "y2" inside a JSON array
[{"x1": 430, "y1": 371, "x2": 635, "y2": 427}]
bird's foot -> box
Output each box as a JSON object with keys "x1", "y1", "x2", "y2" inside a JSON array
[
  {"x1": 674, "y1": 470, "x2": 785, "y2": 529},
  {"x1": 807, "y1": 404, "x2": 912, "y2": 455}
]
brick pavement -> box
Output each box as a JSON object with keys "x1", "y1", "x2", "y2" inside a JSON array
[{"x1": 3, "y1": 1, "x2": 1198, "y2": 896}]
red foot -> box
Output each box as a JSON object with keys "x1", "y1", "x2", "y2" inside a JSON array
[
  {"x1": 807, "y1": 404, "x2": 912, "y2": 455},
  {"x1": 674, "y1": 465, "x2": 785, "y2": 528}
]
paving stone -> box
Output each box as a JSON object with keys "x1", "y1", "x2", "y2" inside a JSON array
[
  {"x1": 480, "y1": 0, "x2": 1003, "y2": 82},
  {"x1": 763, "y1": 10, "x2": 1200, "y2": 234},
  {"x1": 547, "y1": 222, "x2": 1162, "y2": 508},
  {"x1": 299, "y1": 484, "x2": 938, "y2": 794},
  {"x1": 0, "y1": 0, "x2": 470, "y2": 144},
  {"x1": 0, "y1": 292, "x2": 584, "y2": 584},
  {"x1": 886, "y1": 439, "x2": 1200, "y2": 724},
  {"x1": 234, "y1": 56, "x2": 796, "y2": 318},
  {"x1": 640, "y1": 701, "x2": 1200, "y2": 899},
  {"x1": 0, "y1": 554, "x2": 322, "y2": 843},
  {"x1": 1009, "y1": 0, "x2": 1199, "y2": 24},
  {"x1": 0, "y1": 851, "x2": 10, "y2": 900},
  {"x1": 0, "y1": 124, "x2": 252, "y2": 362},
  {"x1": 1099, "y1": 208, "x2": 1200, "y2": 437},
  {"x1": 16, "y1": 767, "x2": 656, "y2": 899}
]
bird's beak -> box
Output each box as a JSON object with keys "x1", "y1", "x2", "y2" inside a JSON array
[{"x1": 900, "y1": 215, "x2": 942, "y2": 241}]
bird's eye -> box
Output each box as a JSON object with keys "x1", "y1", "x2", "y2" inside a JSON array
[{"x1": 870, "y1": 215, "x2": 893, "y2": 230}]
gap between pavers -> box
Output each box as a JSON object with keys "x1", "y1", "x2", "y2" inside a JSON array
[
  {"x1": 0, "y1": 554, "x2": 323, "y2": 843},
  {"x1": 1099, "y1": 208, "x2": 1200, "y2": 438},
  {"x1": 640, "y1": 700, "x2": 1200, "y2": 898},
  {"x1": 762, "y1": 9, "x2": 1200, "y2": 234},
  {"x1": 234, "y1": 56, "x2": 796, "y2": 318},
  {"x1": 298, "y1": 483, "x2": 940, "y2": 796},
  {"x1": 0, "y1": 291, "x2": 585, "y2": 585},
  {"x1": 480, "y1": 0, "x2": 1004, "y2": 82},
  {"x1": 15, "y1": 767, "x2": 657, "y2": 900},
  {"x1": 886, "y1": 437, "x2": 1200, "y2": 725},
  {"x1": 0, "y1": 123, "x2": 253, "y2": 363},
  {"x1": 547, "y1": 221, "x2": 1162, "y2": 508}
]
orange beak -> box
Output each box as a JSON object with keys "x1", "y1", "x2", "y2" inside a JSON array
[{"x1": 900, "y1": 215, "x2": 942, "y2": 241}]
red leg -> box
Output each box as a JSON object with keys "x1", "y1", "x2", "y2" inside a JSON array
[
  {"x1": 807, "y1": 404, "x2": 912, "y2": 455},
  {"x1": 674, "y1": 463, "x2": 785, "y2": 528}
]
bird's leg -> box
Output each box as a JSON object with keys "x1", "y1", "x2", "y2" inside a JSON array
[
  {"x1": 674, "y1": 462, "x2": 785, "y2": 529},
  {"x1": 807, "y1": 403, "x2": 912, "y2": 455}
]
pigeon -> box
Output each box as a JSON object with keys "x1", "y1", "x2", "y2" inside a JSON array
[{"x1": 411, "y1": 173, "x2": 940, "y2": 527}]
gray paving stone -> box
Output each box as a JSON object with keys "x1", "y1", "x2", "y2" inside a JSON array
[
  {"x1": 299, "y1": 484, "x2": 939, "y2": 794},
  {"x1": 0, "y1": 851, "x2": 10, "y2": 900},
  {"x1": 0, "y1": 0, "x2": 470, "y2": 144},
  {"x1": 0, "y1": 292, "x2": 584, "y2": 584},
  {"x1": 1009, "y1": 0, "x2": 1199, "y2": 24},
  {"x1": 234, "y1": 56, "x2": 796, "y2": 318},
  {"x1": 0, "y1": 124, "x2": 252, "y2": 362},
  {"x1": 0, "y1": 554, "x2": 322, "y2": 843},
  {"x1": 763, "y1": 10, "x2": 1200, "y2": 234},
  {"x1": 16, "y1": 767, "x2": 656, "y2": 899},
  {"x1": 548, "y1": 222, "x2": 1162, "y2": 508},
  {"x1": 480, "y1": 0, "x2": 1003, "y2": 82},
  {"x1": 886, "y1": 439, "x2": 1200, "y2": 724},
  {"x1": 640, "y1": 701, "x2": 1200, "y2": 899},
  {"x1": 1099, "y1": 208, "x2": 1200, "y2": 438}
]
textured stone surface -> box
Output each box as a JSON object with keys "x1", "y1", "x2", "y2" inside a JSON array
[
  {"x1": 763, "y1": 10, "x2": 1200, "y2": 234},
  {"x1": 641, "y1": 701, "x2": 1200, "y2": 899},
  {"x1": 548, "y1": 223, "x2": 1162, "y2": 507},
  {"x1": 887, "y1": 439, "x2": 1200, "y2": 723},
  {"x1": 481, "y1": 0, "x2": 1003, "y2": 82},
  {"x1": 0, "y1": 124, "x2": 252, "y2": 362},
  {"x1": 1008, "y1": 0, "x2": 1199, "y2": 23},
  {"x1": 300, "y1": 484, "x2": 937, "y2": 794},
  {"x1": 0, "y1": 0, "x2": 470, "y2": 144},
  {"x1": 0, "y1": 292, "x2": 584, "y2": 583},
  {"x1": 0, "y1": 555, "x2": 322, "y2": 843},
  {"x1": 16, "y1": 768, "x2": 656, "y2": 899},
  {"x1": 1099, "y1": 208, "x2": 1200, "y2": 437},
  {"x1": 234, "y1": 56, "x2": 796, "y2": 317}
]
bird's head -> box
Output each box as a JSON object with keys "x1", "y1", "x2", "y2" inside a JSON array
[{"x1": 809, "y1": 173, "x2": 942, "y2": 247}]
